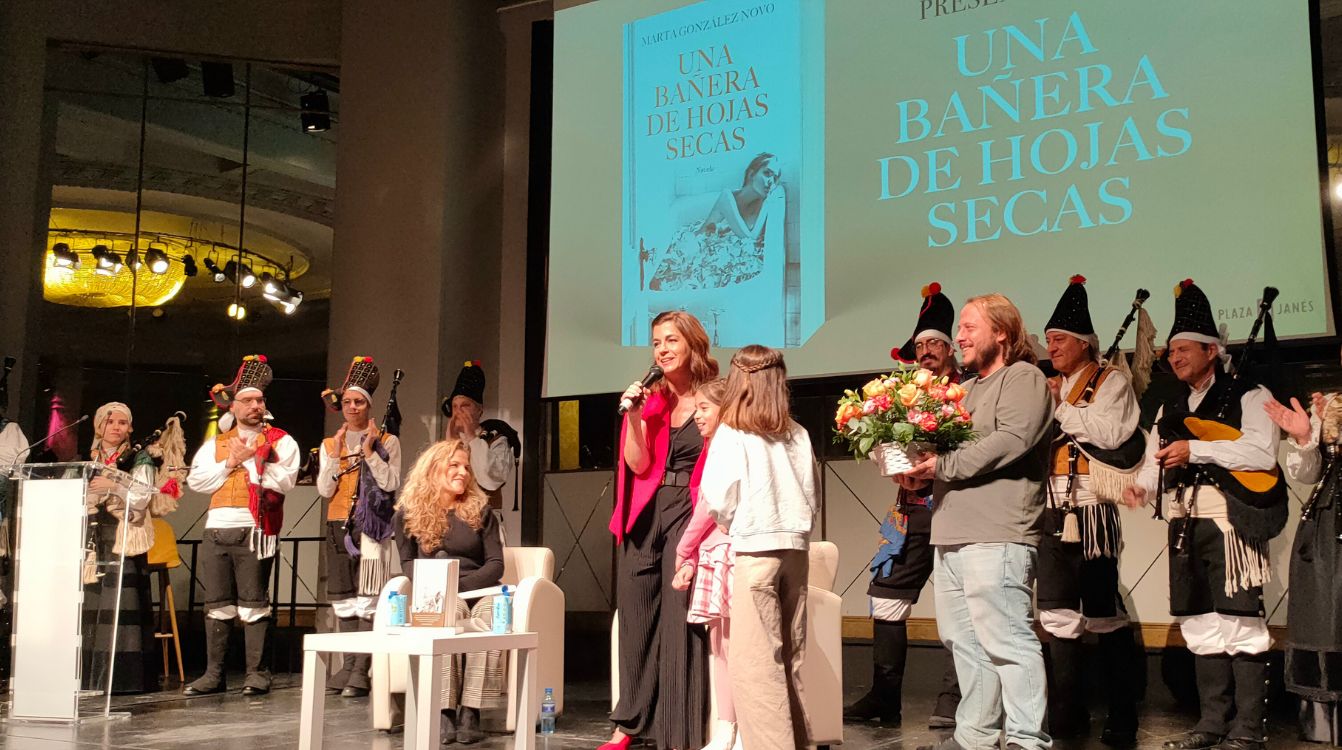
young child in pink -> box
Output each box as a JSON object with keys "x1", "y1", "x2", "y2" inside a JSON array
[{"x1": 671, "y1": 378, "x2": 739, "y2": 750}]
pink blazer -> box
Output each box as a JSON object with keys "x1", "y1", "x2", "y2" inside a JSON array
[{"x1": 609, "y1": 390, "x2": 675, "y2": 542}]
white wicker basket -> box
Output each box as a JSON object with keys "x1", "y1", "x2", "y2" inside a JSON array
[{"x1": 872, "y1": 441, "x2": 934, "y2": 477}]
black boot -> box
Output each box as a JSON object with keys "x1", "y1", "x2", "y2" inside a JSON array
[
  {"x1": 327, "y1": 616, "x2": 360, "y2": 694},
  {"x1": 1223, "y1": 653, "x2": 1269, "y2": 749},
  {"x1": 341, "y1": 617, "x2": 372, "y2": 698},
  {"x1": 1163, "y1": 654, "x2": 1232, "y2": 750},
  {"x1": 439, "y1": 709, "x2": 457, "y2": 743},
  {"x1": 1097, "y1": 628, "x2": 1140, "y2": 747},
  {"x1": 456, "y1": 705, "x2": 483, "y2": 744},
  {"x1": 929, "y1": 648, "x2": 961, "y2": 728},
  {"x1": 183, "y1": 618, "x2": 231, "y2": 695},
  {"x1": 1046, "y1": 636, "x2": 1090, "y2": 739},
  {"x1": 241, "y1": 617, "x2": 272, "y2": 696},
  {"x1": 844, "y1": 619, "x2": 906, "y2": 726}
]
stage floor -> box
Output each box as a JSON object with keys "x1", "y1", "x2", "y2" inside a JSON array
[{"x1": 0, "y1": 645, "x2": 1319, "y2": 749}]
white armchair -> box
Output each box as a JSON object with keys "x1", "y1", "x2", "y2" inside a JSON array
[
  {"x1": 609, "y1": 541, "x2": 843, "y2": 748},
  {"x1": 805, "y1": 541, "x2": 844, "y2": 748},
  {"x1": 370, "y1": 546, "x2": 565, "y2": 732}
]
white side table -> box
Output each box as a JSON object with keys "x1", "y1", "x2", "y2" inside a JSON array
[{"x1": 299, "y1": 628, "x2": 539, "y2": 750}]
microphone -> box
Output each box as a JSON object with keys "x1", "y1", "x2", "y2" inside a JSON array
[
  {"x1": 618, "y1": 365, "x2": 664, "y2": 415},
  {"x1": 7, "y1": 414, "x2": 90, "y2": 469}
]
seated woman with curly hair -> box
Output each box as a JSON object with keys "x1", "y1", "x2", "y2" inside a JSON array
[{"x1": 394, "y1": 438, "x2": 505, "y2": 745}]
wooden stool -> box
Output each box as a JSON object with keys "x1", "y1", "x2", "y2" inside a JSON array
[{"x1": 147, "y1": 518, "x2": 184, "y2": 684}]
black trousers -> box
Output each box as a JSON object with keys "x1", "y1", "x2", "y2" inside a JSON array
[
  {"x1": 324, "y1": 520, "x2": 359, "y2": 601},
  {"x1": 1169, "y1": 519, "x2": 1263, "y2": 617},
  {"x1": 611, "y1": 485, "x2": 708, "y2": 748},
  {"x1": 200, "y1": 527, "x2": 273, "y2": 613},
  {"x1": 1038, "y1": 509, "x2": 1122, "y2": 617}
]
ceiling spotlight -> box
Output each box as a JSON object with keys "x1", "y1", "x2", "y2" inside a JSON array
[
  {"x1": 239, "y1": 263, "x2": 257, "y2": 289},
  {"x1": 92, "y1": 244, "x2": 122, "y2": 276},
  {"x1": 300, "y1": 89, "x2": 331, "y2": 133},
  {"x1": 227, "y1": 302, "x2": 247, "y2": 321},
  {"x1": 127, "y1": 248, "x2": 142, "y2": 271},
  {"x1": 182, "y1": 254, "x2": 198, "y2": 277},
  {"x1": 146, "y1": 245, "x2": 170, "y2": 275},
  {"x1": 279, "y1": 289, "x2": 303, "y2": 316},
  {"x1": 203, "y1": 258, "x2": 226, "y2": 283},
  {"x1": 260, "y1": 272, "x2": 282, "y2": 296},
  {"x1": 52, "y1": 242, "x2": 80, "y2": 269},
  {"x1": 264, "y1": 283, "x2": 303, "y2": 315}
]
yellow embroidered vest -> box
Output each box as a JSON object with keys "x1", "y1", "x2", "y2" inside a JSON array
[
  {"x1": 323, "y1": 436, "x2": 362, "y2": 521},
  {"x1": 209, "y1": 427, "x2": 266, "y2": 510}
]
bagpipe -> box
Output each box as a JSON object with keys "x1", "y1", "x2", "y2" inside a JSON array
[
  {"x1": 1298, "y1": 396, "x2": 1340, "y2": 531},
  {"x1": 381, "y1": 369, "x2": 403, "y2": 437},
  {"x1": 1083, "y1": 288, "x2": 1150, "y2": 401},
  {"x1": 1071, "y1": 288, "x2": 1152, "y2": 470},
  {"x1": 1299, "y1": 444, "x2": 1342, "y2": 543},
  {"x1": 1164, "y1": 287, "x2": 1286, "y2": 553},
  {"x1": 335, "y1": 368, "x2": 403, "y2": 539},
  {"x1": 1051, "y1": 289, "x2": 1153, "y2": 529},
  {"x1": 116, "y1": 410, "x2": 187, "y2": 473}
]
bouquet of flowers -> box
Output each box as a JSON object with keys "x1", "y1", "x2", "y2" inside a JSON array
[{"x1": 833, "y1": 368, "x2": 975, "y2": 476}]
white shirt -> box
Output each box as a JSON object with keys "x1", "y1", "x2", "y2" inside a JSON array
[
  {"x1": 188, "y1": 424, "x2": 301, "y2": 529},
  {"x1": 1135, "y1": 373, "x2": 1279, "y2": 496},
  {"x1": 0, "y1": 422, "x2": 30, "y2": 468},
  {"x1": 699, "y1": 422, "x2": 819, "y2": 553},
  {"x1": 448, "y1": 425, "x2": 514, "y2": 492},
  {"x1": 469, "y1": 435, "x2": 513, "y2": 492},
  {"x1": 1050, "y1": 365, "x2": 1142, "y2": 503},
  {"x1": 316, "y1": 428, "x2": 402, "y2": 499},
  {"x1": 1283, "y1": 393, "x2": 1335, "y2": 485},
  {"x1": 1054, "y1": 366, "x2": 1141, "y2": 452}
]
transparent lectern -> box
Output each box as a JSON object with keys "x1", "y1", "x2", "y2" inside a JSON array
[{"x1": 8, "y1": 462, "x2": 153, "y2": 723}]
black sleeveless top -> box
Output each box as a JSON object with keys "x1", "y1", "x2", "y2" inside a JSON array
[{"x1": 665, "y1": 417, "x2": 702, "y2": 474}]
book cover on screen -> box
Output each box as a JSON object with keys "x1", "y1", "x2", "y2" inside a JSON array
[{"x1": 622, "y1": 0, "x2": 825, "y2": 348}]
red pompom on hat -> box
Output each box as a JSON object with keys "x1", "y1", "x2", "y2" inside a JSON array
[{"x1": 1070, "y1": 274, "x2": 1086, "y2": 285}]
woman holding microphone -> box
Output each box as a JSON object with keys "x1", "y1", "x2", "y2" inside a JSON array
[{"x1": 602, "y1": 311, "x2": 717, "y2": 750}]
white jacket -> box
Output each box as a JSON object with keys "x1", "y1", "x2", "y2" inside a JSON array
[{"x1": 700, "y1": 421, "x2": 819, "y2": 553}]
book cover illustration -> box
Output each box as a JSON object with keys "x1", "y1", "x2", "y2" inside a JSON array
[
  {"x1": 622, "y1": 0, "x2": 825, "y2": 348},
  {"x1": 410, "y1": 558, "x2": 459, "y2": 628}
]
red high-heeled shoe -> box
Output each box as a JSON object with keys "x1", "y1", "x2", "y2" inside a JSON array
[{"x1": 597, "y1": 733, "x2": 634, "y2": 750}]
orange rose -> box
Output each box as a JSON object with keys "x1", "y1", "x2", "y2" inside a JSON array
[
  {"x1": 912, "y1": 369, "x2": 934, "y2": 388},
  {"x1": 862, "y1": 378, "x2": 888, "y2": 399},
  {"x1": 897, "y1": 383, "x2": 920, "y2": 407},
  {"x1": 835, "y1": 403, "x2": 861, "y2": 428},
  {"x1": 945, "y1": 383, "x2": 966, "y2": 402}
]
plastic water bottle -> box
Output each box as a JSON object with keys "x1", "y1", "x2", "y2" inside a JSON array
[
  {"x1": 492, "y1": 585, "x2": 513, "y2": 634},
  {"x1": 539, "y1": 687, "x2": 557, "y2": 734},
  {"x1": 388, "y1": 590, "x2": 406, "y2": 627}
]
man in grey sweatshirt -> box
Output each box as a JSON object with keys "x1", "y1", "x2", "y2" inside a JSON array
[{"x1": 902, "y1": 293, "x2": 1054, "y2": 750}]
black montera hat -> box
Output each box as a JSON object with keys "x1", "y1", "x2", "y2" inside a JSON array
[
  {"x1": 1168, "y1": 279, "x2": 1219, "y2": 344},
  {"x1": 892, "y1": 282, "x2": 954, "y2": 363},
  {"x1": 441, "y1": 360, "x2": 486, "y2": 417},
  {"x1": 1045, "y1": 274, "x2": 1096, "y2": 339}
]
